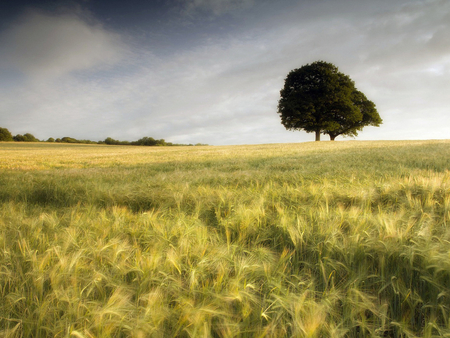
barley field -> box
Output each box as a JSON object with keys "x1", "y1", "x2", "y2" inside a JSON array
[{"x1": 1, "y1": 140, "x2": 450, "y2": 337}]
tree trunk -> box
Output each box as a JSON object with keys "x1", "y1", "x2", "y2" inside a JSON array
[
  {"x1": 330, "y1": 135, "x2": 336, "y2": 141},
  {"x1": 315, "y1": 130, "x2": 320, "y2": 141}
]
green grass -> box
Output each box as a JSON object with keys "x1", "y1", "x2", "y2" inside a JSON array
[{"x1": 1, "y1": 140, "x2": 450, "y2": 337}]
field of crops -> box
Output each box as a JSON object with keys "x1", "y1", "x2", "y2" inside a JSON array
[{"x1": 1, "y1": 140, "x2": 450, "y2": 337}]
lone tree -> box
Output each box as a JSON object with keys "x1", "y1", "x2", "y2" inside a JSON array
[{"x1": 277, "y1": 61, "x2": 382, "y2": 141}]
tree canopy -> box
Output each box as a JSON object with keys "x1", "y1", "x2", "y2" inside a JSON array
[
  {"x1": 13, "y1": 133, "x2": 39, "y2": 142},
  {"x1": 0, "y1": 127, "x2": 13, "y2": 141},
  {"x1": 277, "y1": 61, "x2": 382, "y2": 141}
]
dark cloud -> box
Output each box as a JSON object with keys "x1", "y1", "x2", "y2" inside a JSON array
[{"x1": 179, "y1": 0, "x2": 255, "y2": 16}]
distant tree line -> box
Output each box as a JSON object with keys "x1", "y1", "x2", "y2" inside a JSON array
[{"x1": 0, "y1": 127, "x2": 207, "y2": 146}]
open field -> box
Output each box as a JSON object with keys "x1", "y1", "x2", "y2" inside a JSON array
[{"x1": 1, "y1": 140, "x2": 450, "y2": 337}]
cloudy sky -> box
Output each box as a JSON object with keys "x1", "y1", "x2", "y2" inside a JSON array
[{"x1": 0, "y1": 0, "x2": 449, "y2": 145}]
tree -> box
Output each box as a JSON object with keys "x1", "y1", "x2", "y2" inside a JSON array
[
  {"x1": 61, "y1": 137, "x2": 78, "y2": 143},
  {"x1": 105, "y1": 137, "x2": 120, "y2": 145},
  {"x1": 132, "y1": 137, "x2": 166, "y2": 146},
  {"x1": 13, "y1": 133, "x2": 39, "y2": 142},
  {"x1": 23, "y1": 133, "x2": 38, "y2": 142},
  {"x1": 277, "y1": 61, "x2": 382, "y2": 141},
  {"x1": 13, "y1": 134, "x2": 26, "y2": 142},
  {"x1": 0, "y1": 127, "x2": 13, "y2": 141}
]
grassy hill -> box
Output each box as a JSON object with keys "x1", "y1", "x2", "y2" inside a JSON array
[{"x1": 1, "y1": 140, "x2": 450, "y2": 337}]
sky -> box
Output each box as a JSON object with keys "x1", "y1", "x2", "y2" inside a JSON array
[{"x1": 0, "y1": 0, "x2": 449, "y2": 145}]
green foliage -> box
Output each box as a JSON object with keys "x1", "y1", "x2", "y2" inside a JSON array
[
  {"x1": 1, "y1": 140, "x2": 450, "y2": 337},
  {"x1": 61, "y1": 136, "x2": 79, "y2": 143},
  {"x1": 13, "y1": 133, "x2": 39, "y2": 142},
  {"x1": 278, "y1": 61, "x2": 382, "y2": 141},
  {"x1": 0, "y1": 126, "x2": 203, "y2": 146},
  {"x1": 132, "y1": 136, "x2": 166, "y2": 146},
  {"x1": 0, "y1": 127, "x2": 13, "y2": 141},
  {"x1": 12, "y1": 134, "x2": 26, "y2": 141},
  {"x1": 52, "y1": 136, "x2": 96, "y2": 144},
  {"x1": 24, "y1": 133, "x2": 39, "y2": 142},
  {"x1": 104, "y1": 137, "x2": 130, "y2": 145}
]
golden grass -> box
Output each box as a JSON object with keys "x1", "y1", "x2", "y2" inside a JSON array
[
  {"x1": 1, "y1": 139, "x2": 447, "y2": 170},
  {"x1": 1, "y1": 140, "x2": 450, "y2": 337}
]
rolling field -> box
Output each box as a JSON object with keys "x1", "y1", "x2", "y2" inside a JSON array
[{"x1": 1, "y1": 140, "x2": 450, "y2": 337}]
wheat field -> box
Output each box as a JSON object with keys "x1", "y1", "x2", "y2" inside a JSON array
[{"x1": 1, "y1": 140, "x2": 450, "y2": 337}]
